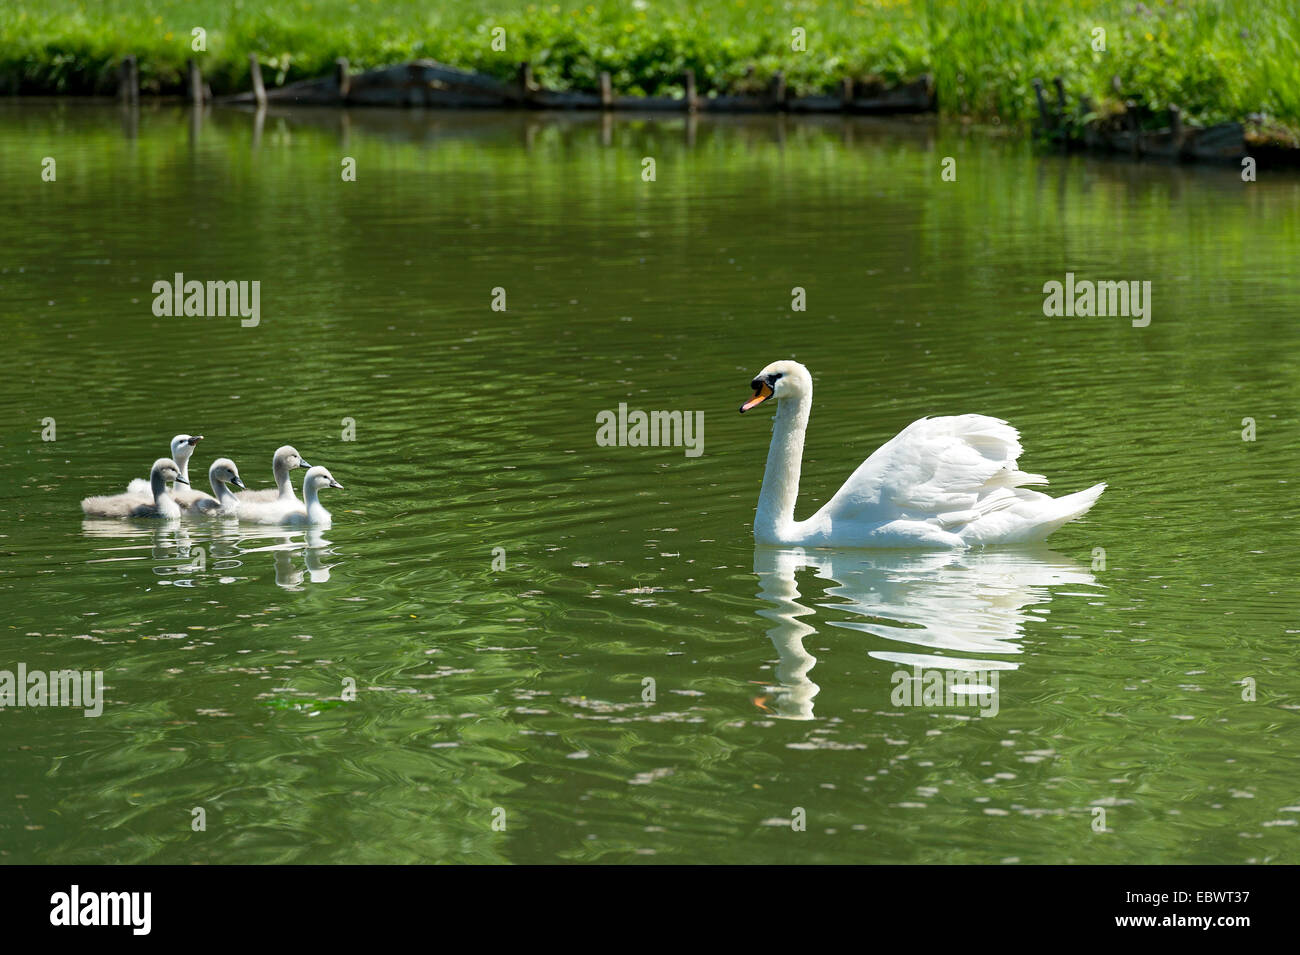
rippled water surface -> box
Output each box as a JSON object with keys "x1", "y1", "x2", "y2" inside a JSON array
[{"x1": 1, "y1": 103, "x2": 1297, "y2": 863}]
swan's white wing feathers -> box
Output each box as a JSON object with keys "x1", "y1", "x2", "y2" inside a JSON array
[{"x1": 822, "y1": 415, "x2": 1047, "y2": 524}]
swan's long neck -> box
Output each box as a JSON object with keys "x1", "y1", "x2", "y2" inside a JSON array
[
  {"x1": 755, "y1": 394, "x2": 811, "y2": 543},
  {"x1": 303, "y1": 482, "x2": 330, "y2": 522},
  {"x1": 211, "y1": 475, "x2": 238, "y2": 507},
  {"x1": 175, "y1": 449, "x2": 193, "y2": 484},
  {"x1": 151, "y1": 471, "x2": 179, "y2": 517},
  {"x1": 151, "y1": 469, "x2": 169, "y2": 505},
  {"x1": 273, "y1": 459, "x2": 296, "y2": 501}
]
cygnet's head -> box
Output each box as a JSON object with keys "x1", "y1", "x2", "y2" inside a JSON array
[
  {"x1": 209, "y1": 458, "x2": 245, "y2": 490},
  {"x1": 303, "y1": 466, "x2": 343, "y2": 493},
  {"x1": 170, "y1": 434, "x2": 203, "y2": 462},
  {"x1": 739, "y1": 360, "x2": 812, "y2": 413},
  {"x1": 152, "y1": 458, "x2": 188, "y2": 485},
  {"x1": 273, "y1": 445, "x2": 311, "y2": 471}
]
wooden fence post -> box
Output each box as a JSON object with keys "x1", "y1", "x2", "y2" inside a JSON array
[
  {"x1": 517, "y1": 62, "x2": 532, "y2": 106},
  {"x1": 118, "y1": 55, "x2": 138, "y2": 104},
  {"x1": 187, "y1": 58, "x2": 204, "y2": 104},
  {"x1": 248, "y1": 53, "x2": 267, "y2": 108},
  {"x1": 335, "y1": 57, "x2": 350, "y2": 101},
  {"x1": 1032, "y1": 78, "x2": 1050, "y2": 128},
  {"x1": 599, "y1": 71, "x2": 612, "y2": 109},
  {"x1": 769, "y1": 70, "x2": 786, "y2": 110}
]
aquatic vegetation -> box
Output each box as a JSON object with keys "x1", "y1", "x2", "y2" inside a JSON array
[{"x1": 1, "y1": 1, "x2": 1294, "y2": 130}]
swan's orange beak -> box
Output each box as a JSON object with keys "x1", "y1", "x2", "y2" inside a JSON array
[{"x1": 739, "y1": 379, "x2": 774, "y2": 413}]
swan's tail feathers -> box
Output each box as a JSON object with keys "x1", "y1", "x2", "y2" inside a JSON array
[
  {"x1": 1060, "y1": 482, "x2": 1107, "y2": 517},
  {"x1": 956, "y1": 482, "x2": 1106, "y2": 545},
  {"x1": 1028, "y1": 482, "x2": 1107, "y2": 541}
]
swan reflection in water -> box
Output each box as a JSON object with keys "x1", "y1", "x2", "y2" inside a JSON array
[
  {"x1": 81, "y1": 520, "x2": 340, "y2": 589},
  {"x1": 751, "y1": 546, "x2": 1099, "y2": 720}
]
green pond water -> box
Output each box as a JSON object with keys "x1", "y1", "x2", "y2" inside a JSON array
[{"x1": 0, "y1": 103, "x2": 1297, "y2": 864}]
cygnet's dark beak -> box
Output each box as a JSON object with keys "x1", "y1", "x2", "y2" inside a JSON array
[
  {"x1": 298, "y1": 459, "x2": 312, "y2": 469},
  {"x1": 328, "y1": 479, "x2": 343, "y2": 490},
  {"x1": 174, "y1": 475, "x2": 190, "y2": 485},
  {"x1": 230, "y1": 476, "x2": 245, "y2": 490},
  {"x1": 188, "y1": 435, "x2": 204, "y2": 445}
]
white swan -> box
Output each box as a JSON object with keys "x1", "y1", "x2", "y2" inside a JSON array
[
  {"x1": 739, "y1": 361, "x2": 1106, "y2": 548},
  {"x1": 241, "y1": 466, "x2": 342, "y2": 527},
  {"x1": 186, "y1": 458, "x2": 245, "y2": 516},
  {"x1": 126, "y1": 434, "x2": 203, "y2": 503},
  {"x1": 82, "y1": 458, "x2": 189, "y2": 519},
  {"x1": 239, "y1": 445, "x2": 311, "y2": 504},
  {"x1": 281, "y1": 467, "x2": 343, "y2": 528}
]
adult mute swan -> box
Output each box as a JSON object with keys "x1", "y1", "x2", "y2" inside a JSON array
[
  {"x1": 126, "y1": 434, "x2": 204, "y2": 504},
  {"x1": 186, "y1": 458, "x2": 245, "y2": 516},
  {"x1": 739, "y1": 361, "x2": 1105, "y2": 548},
  {"x1": 240, "y1": 446, "x2": 311, "y2": 504},
  {"x1": 82, "y1": 458, "x2": 189, "y2": 519}
]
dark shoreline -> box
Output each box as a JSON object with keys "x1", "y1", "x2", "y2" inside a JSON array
[{"x1": 13, "y1": 53, "x2": 1296, "y2": 168}]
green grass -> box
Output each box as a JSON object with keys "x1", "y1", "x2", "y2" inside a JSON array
[{"x1": 1, "y1": 1, "x2": 1296, "y2": 130}]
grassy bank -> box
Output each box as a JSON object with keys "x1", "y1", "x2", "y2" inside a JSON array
[{"x1": 2, "y1": 1, "x2": 1296, "y2": 131}]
